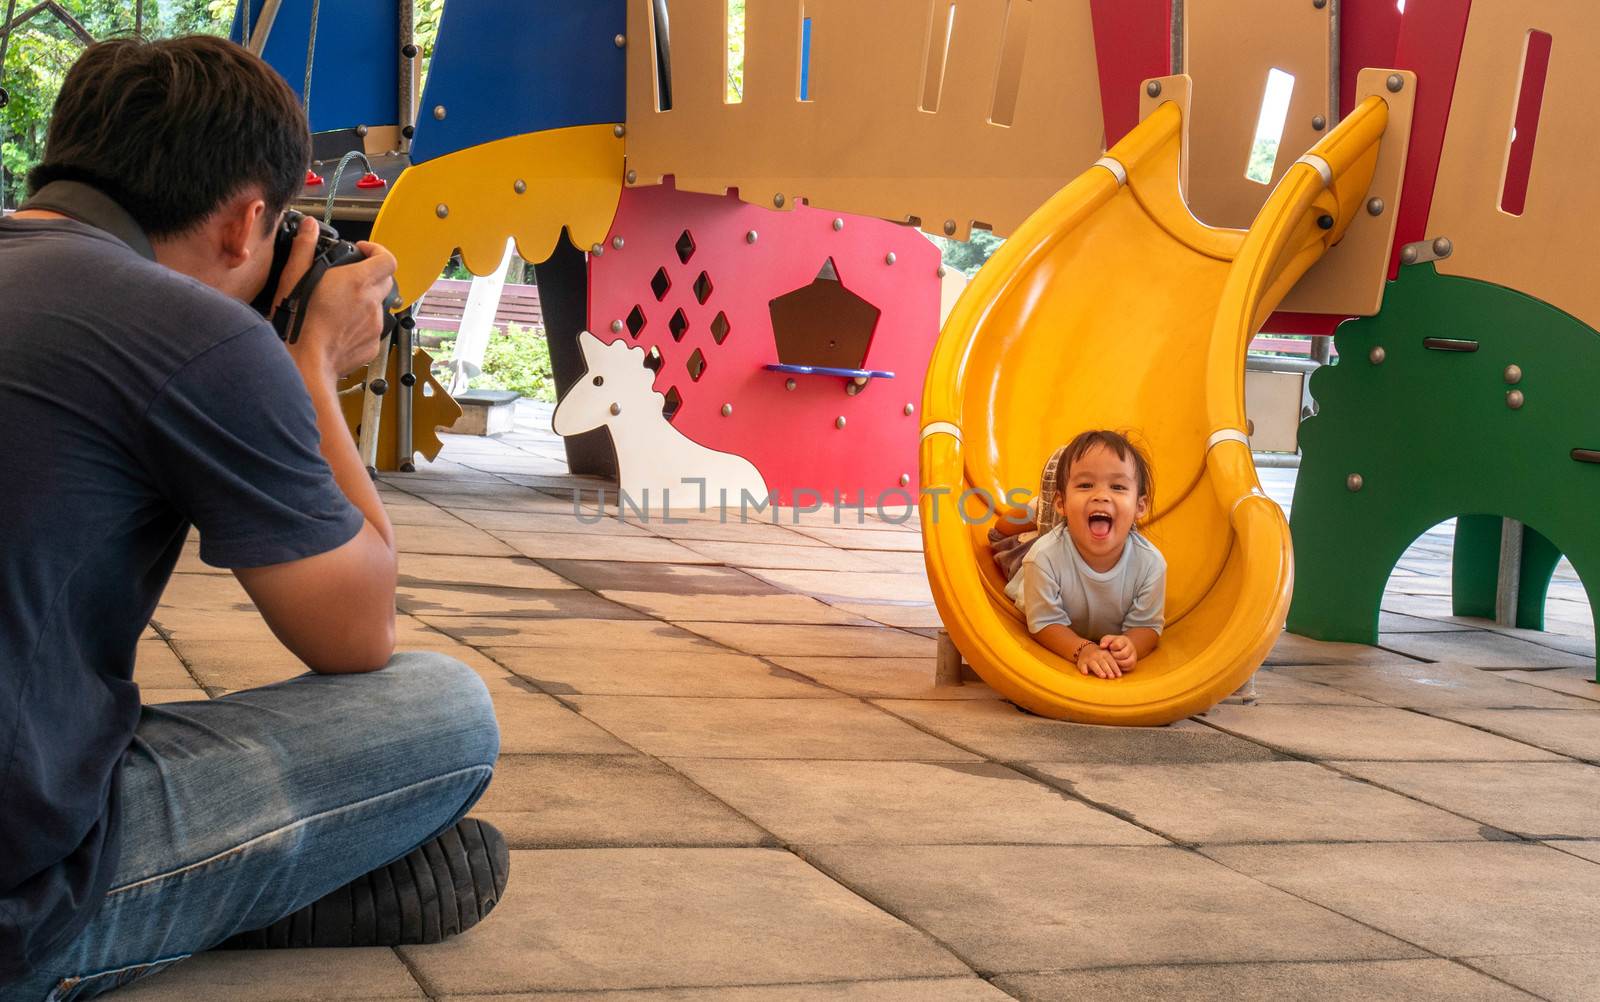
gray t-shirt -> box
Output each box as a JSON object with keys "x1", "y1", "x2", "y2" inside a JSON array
[{"x1": 1006, "y1": 526, "x2": 1166, "y2": 639}]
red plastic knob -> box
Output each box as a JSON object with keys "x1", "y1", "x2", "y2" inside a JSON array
[
  {"x1": 304, "y1": 169, "x2": 325, "y2": 187},
  {"x1": 356, "y1": 171, "x2": 387, "y2": 190}
]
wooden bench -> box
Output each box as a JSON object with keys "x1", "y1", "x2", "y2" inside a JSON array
[
  {"x1": 1250, "y1": 334, "x2": 1340, "y2": 360},
  {"x1": 413, "y1": 279, "x2": 543, "y2": 334}
]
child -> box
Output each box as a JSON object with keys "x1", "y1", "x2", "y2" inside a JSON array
[{"x1": 995, "y1": 430, "x2": 1165, "y2": 679}]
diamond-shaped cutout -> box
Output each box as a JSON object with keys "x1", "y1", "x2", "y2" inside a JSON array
[
  {"x1": 711, "y1": 311, "x2": 731, "y2": 345},
  {"x1": 645, "y1": 345, "x2": 664, "y2": 373},
  {"x1": 662, "y1": 386, "x2": 682, "y2": 421},
  {"x1": 650, "y1": 267, "x2": 671, "y2": 301},
  {"x1": 687, "y1": 348, "x2": 707, "y2": 381},
  {"x1": 626, "y1": 304, "x2": 646, "y2": 338},
  {"x1": 675, "y1": 230, "x2": 696, "y2": 265},
  {"x1": 668, "y1": 308, "x2": 689, "y2": 342},
  {"x1": 693, "y1": 271, "x2": 714, "y2": 305}
]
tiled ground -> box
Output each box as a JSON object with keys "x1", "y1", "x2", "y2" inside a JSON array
[{"x1": 125, "y1": 403, "x2": 1599, "y2": 1001}]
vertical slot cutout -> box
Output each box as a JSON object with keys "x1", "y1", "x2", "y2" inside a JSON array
[
  {"x1": 1245, "y1": 68, "x2": 1296, "y2": 184},
  {"x1": 1500, "y1": 29, "x2": 1552, "y2": 216},
  {"x1": 798, "y1": 12, "x2": 813, "y2": 101},
  {"x1": 989, "y1": 0, "x2": 1033, "y2": 126},
  {"x1": 726, "y1": 0, "x2": 745, "y2": 103},
  {"x1": 651, "y1": 0, "x2": 674, "y2": 111},
  {"x1": 920, "y1": 2, "x2": 957, "y2": 113}
]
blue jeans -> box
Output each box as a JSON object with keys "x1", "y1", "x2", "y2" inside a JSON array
[{"x1": 5, "y1": 651, "x2": 499, "y2": 1002}]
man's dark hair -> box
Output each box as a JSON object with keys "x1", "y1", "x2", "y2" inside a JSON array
[
  {"x1": 28, "y1": 35, "x2": 309, "y2": 239},
  {"x1": 1056, "y1": 429, "x2": 1155, "y2": 507}
]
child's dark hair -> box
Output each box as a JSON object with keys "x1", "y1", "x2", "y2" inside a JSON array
[{"x1": 1054, "y1": 430, "x2": 1155, "y2": 506}]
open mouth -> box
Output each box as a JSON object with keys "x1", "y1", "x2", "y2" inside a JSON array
[{"x1": 1086, "y1": 512, "x2": 1114, "y2": 540}]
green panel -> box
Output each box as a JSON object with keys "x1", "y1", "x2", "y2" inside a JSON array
[
  {"x1": 1451, "y1": 517, "x2": 1565, "y2": 629},
  {"x1": 1288, "y1": 264, "x2": 1600, "y2": 675}
]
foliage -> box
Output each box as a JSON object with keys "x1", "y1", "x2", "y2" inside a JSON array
[
  {"x1": 429, "y1": 323, "x2": 557, "y2": 402},
  {"x1": 926, "y1": 229, "x2": 1007, "y2": 277},
  {"x1": 1246, "y1": 138, "x2": 1279, "y2": 185},
  {"x1": 725, "y1": 0, "x2": 744, "y2": 102}
]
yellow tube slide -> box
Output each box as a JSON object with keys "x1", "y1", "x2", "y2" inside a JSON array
[{"x1": 919, "y1": 95, "x2": 1390, "y2": 725}]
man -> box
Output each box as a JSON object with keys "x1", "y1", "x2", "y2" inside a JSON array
[{"x1": 0, "y1": 36, "x2": 506, "y2": 999}]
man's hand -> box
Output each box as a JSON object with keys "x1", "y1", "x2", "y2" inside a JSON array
[
  {"x1": 274, "y1": 224, "x2": 398, "y2": 379},
  {"x1": 1100, "y1": 633, "x2": 1138, "y2": 672},
  {"x1": 1076, "y1": 644, "x2": 1123, "y2": 679}
]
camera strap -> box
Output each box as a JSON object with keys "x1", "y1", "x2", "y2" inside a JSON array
[
  {"x1": 270, "y1": 256, "x2": 335, "y2": 345},
  {"x1": 19, "y1": 181, "x2": 157, "y2": 263}
]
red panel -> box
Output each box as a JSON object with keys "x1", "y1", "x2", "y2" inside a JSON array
[
  {"x1": 588, "y1": 181, "x2": 941, "y2": 507},
  {"x1": 1338, "y1": 0, "x2": 1406, "y2": 117},
  {"x1": 1499, "y1": 28, "x2": 1551, "y2": 217},
  {"x1": 1388, "y1": 0, "x2": 1473, "y2": 277},
  {"x1": 1089, "y1": 0, "x2": 1169, "y2": 148},
  {"x1": 1261, "y1": 312, "x2": 1343, "y2": 336}
]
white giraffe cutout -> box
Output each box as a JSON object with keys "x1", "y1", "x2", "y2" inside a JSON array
[{"x1": 553, "y1": 331, "x2": 768, "y2": 507}]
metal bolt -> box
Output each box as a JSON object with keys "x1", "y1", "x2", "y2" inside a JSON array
[
  {"x1": 433, "y1": 104, "x2": 447, "y2": 120},
  {"x1": 514, "y1": 179, "x2": 527, "y2": 194},
  {"x1": 832, "y1": 217, "x2": 844, "y2": 231},
  {"x1": 785, "y1": 378, "x2": 797, "y2": 391},
  {"x1": 1387, "y1": 73, "x2": 1405, "y2": 93},
  {"x1": 835, "y1": 416, "x2": 847, "y2": 430},
  {"x1": 1146, "y1": 80, "x2": 1162, "y2": 98},
  {"x1": 611, "y1": 320, "x2": 624, "y2": 333},
  {"x1": 904, "y1": 403, "x2": 915, "y2": 416},
  {"x1": 1313, "y1": 0, "x2": 1327, "y2": 8},
  {"x1": 613, "y1": 124, "x2": 626, "y2": 138},
  {"x1": 1504, "y1": 364, "x2": 1523, "y2": 384},
  {"x1": 746, "y1": 230, "x2": 759, "y2": 244},
  {"x1": 401, "y1": 125, "x2": 414, "y2": 139},
  {"x1": 356, "y1": 124, "x2": 369, "y2": 137},
  {"x1": 1317, "y1": 214, "x2": 1335, "y2": 230},
  {"x1": 1369, "y1": 346, "x2": 1386, "y2": 365},
  {"x1": 773, "y1": 193, "x2": 786, "y2": 208},
  {"x1": 1400, "y1": 245, "x2": 1419, "y2": 265},
  {"x1": 435, "y1": 203, "x2": 449, "y2": 218},
  {"x1": 626, "y1": 169, "x2": 638, "y2": 184},
  {"x1": 612, "y1": 236, "x2": 625, "y2": 250},
  {"x1": 591, "y1": 243, "x2": 604, "y2": 256},
  {"x1": 1507, "y1": 389, "x2": 1525, "y2": 410},
  {"x1": 400, "y1": 372, "x2": 416, "y2": 387},
  {"x1": 1312, "y1": 114, "x2": 1327, "y2": 131},
  {"x1": 1432, "y1": 237, "x2": 1453, "y2": 258},
  {"x1": 609, "y1": 403, "x2": 621, "y2": 416},
  {"x1": 371, "y1": 378, "x2": 388, "y2": 395},
  {"x1": 402, "y1": 43, "x2": 419, "y2": 58},
  {"x1": 1346, "y1": 473, "x2": 1364, "y2": 492},
  {"x1": 885, "y1": 252, "x2": 897, "y2": 265},
  {"x1": 846, "y1": 383, "x2": 860, "y2": 396},
  {"x1": 614, "y1": 33, "x2": 626, "y2": 47},
  {"x1": 721, "y1": 403, "x2": 733, "y2": 417},
  {"x1": 1366, "y1": 197, "x2": 1385, "y2": 216},
  {"x1": 899, "y1": 473, "x2": 912, "y2": 487},
  {"x1": 943, "y1": 219, "x2": 958, "y2": 236}
]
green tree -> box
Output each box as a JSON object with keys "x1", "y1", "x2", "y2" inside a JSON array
[{"x1": 927, "y1": 228, "x2": 1007, "y2": 277}]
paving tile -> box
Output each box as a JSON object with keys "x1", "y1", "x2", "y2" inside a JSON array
[
  {"x1": 398, "y1": 848, "x2": 969, "y2": 994},
  {"x1": 856, "y1": 550, "x2": 934, "y2": 573},
  {"x1": 569, "y1": 696, "x2": 978, "y2": 760},
  {"x1": 487, "y1": 646, "x2": 830, "y2": 698},
  {"x1": 1482, "y1": 627, "x2": 1596, "y2": 659},
  {"x1": 482, "y1": 676, "x2": 635, "y2": 755},
  {"x1": 802, "y1": 845, "x2": 1418, "y2": 972},
  {"x1": 1333, "y1": 761, "x2": 1600, "y2": 838},
  {"x1": 1198, "y1": 705, "x2": 1562, "y2": 761},
  {"x1": 1379, "y1": 611, "x2": 1479, "y2": 633},
  {"x1": 443, "y1": 978, "x2": 1013, "y2": 1001},
  {"x1": 747, "y1": 568, "x2": 934, "y2": 603},
  {"x1": 676, "y1": 623, "x2": 936, "y2": 658},
  {"x1": 785, "y1": 526, "x2": 925, "y2": 551},
  {"x1": 540, "y1": 560, "x2": 784, "y2": 596},
  {"x1": 169, "y1": 638, "x2": 307, "y2": 691},
  {"x1": 1247, "y1": 669, "x2": 1384, "y2": 705},
  {"x1": 133, "y1": 637, "x2": 198, "y2": 689},
  {"x1": 994, "y1": 959, "x2": 1534, "y2": 1002},
  {"x1": 407, "y1": 488, "x2": 588, "y2": 514},
  {"x1": 418, "y1": 617, "x2": 727, "y2": 653},
  {"x1": 475, "y1": 755, "x2": 770, "y2": 848},
  {"x1": 442, "y1": 508, "x2": 655, "y2": 535},
  {"x1": 139, "y1": 687, "x2": 210, "y2": 703},
  {"x1": 599, "y1": 590, "x2": 873, "y2": 625},
  {"x1": 112, "y1": 948, "x2": 425, "y2": 1000},
  {"x1": 669, "y1": 759, "x2": 1162, "y2": 846},
  {"x1": 1205, "y1": 842, "x2": 1600, "y2": 956},
  {"x1": 1465, "y1": 954, "x2": 1600, "y2": 1002},
  {"x1": 826, "y1": 602, "x2": 944, "y2": 628},
  {"x1": 1377, "y1": 630, "x2": 1591, "y2": 668},
  {"x1": 1264, "y1": 633, "x2": 1423, "y2": 666},
  {"x1": 397, "y1": 585, "x2": 648, "y2": 620},
  {"x1": 875, "y1": 699, "x2": 1276, "y2": 763},
  {"x1": 156, "y1": 571, "x2": 259, "y2": 612},
  {"x1": 1547, "y1": 840, "x2": 1600, "y2": 864},
  {"x1": 769, "y1": 656, "x2": 1000, "y2": 701},
  {"x1": 398, "y1": 553, "x2": 577, "y2": 590},
  {"x1": 642, "y1": 517, "x2": 827, "y2": 546},
  {"x1": 497, "y1": 531, "x2": 714, "y2": 563},
  {"x1": 1275, "y1": 662, "x2": 1597, "y2": 710},
  {"x1": 384, "y1": 503, "x2": 474, "y2": 528},
  {"x1": 1432, "y1": 708, "x2": 1600, "y2": 762},
  {"x1": 1033, "y1": 761, "x2": 1482, "y2": 844},
  {"x1": 678, "y1": 540, "x2": 889, "y2": 571},
  {"x1": 394, "y1": 524, "x2": 518, "y2": 556}
]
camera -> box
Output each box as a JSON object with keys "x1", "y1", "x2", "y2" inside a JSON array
[{"x1": 252, "y1": 209, "x2": 401, "y2": 344}]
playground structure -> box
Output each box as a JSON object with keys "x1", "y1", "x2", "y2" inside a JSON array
[{"x1": 244, "y1": 0, "x2": 1598, "y2": 724}]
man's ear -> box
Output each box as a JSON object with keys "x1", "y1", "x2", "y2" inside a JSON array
[{"x1": 216, "y1": 193, "x2": 269, "y2": 268}]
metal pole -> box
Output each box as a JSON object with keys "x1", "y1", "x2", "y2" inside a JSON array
[
  {"x1": 1495, "y1": 518, "x2": 1523, "y2": 627},
  {"x1": 397, "y1": 0, "x2": 414, "y2": 155},
  {"x1": 396, "y1": 315, "x2": 415, "y2": 471},
  {"x1": 1310, "y1": 335, "x2": 1332, "y2": 365}
]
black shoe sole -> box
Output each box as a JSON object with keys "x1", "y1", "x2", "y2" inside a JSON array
[{"x1": 219, "y1": 817, "x2": 509, "y2": 949}]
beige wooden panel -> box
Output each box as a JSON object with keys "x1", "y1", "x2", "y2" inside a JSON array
[
  {"x1": 624, "y1": 0, "x2": 1105, "y2": 238},
  {"x1": 1139, "y1": 74, "x2": 1194, "y2": 200},
  {"x1": 1428, "y1": 1, "x2": 1600, "y2": 331},
  {"x1": 1183, "y1": 0, "x2": 1333, "y2": 228},
  {"x1": 1245, "y1": 369, "x2": 1304, "y2": 453},
  {"x1": 1278, "y1": 69, "x2": 1416, "y2": 316}
]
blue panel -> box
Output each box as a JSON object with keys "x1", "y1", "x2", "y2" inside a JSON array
[
  {"x1": 230, "y1": 0, "x2": 400, "y2": 135},
  {"x1": 410, "y1": 0, "x2": 626, "y2": 164},
  {"x1": 800, "y1": 17, "x2": 812, "y2": 101}
]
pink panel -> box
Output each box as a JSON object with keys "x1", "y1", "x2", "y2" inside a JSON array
[
  {"x1": 588, "y1": 181, "x2": 942, "y2": 507},
  {"x1": 1090, "y1": 0, "x2": 1171, "y2": 148}
]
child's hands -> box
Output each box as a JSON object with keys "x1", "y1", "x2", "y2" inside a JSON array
[
  {"x1": 1100, "y1": 634, "x2": 1138, "y2": 672},
  {"x1": 1076, "y1": 644, "x2": 1124, "y2": 679}
]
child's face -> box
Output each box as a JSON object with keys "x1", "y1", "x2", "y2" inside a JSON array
[{"x1": 1053, "y1": 444, "x2": 1149, "y2": 564}]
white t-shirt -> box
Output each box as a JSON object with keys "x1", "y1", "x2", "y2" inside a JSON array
[{"x1": 1006, "y1": 525, "x2": 1167, "y2": 639}]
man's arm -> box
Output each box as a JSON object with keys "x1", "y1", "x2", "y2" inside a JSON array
[{"x1": 233, "y1": 228, "x2": 400, "y2": 673}]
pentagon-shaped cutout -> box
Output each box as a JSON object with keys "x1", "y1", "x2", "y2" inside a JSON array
[
  {"x1": 626, "y1": 304, "x2": 647, "y2": 338},
  {"x1": 669, "y1": 308, "x2": 690, "y2": 342},
  {"x1": 645, "y1": 345, "x2": 664, "y2": 373},
  {"x1": 675, "y1": 230, "x2": 696, "y2": 265},
  {"x1": 711, "y1": 311, "x2": 731, "y2": 345},
  {"x1": 694, "y1": 271, "x2": 714, "y2": 305},
  {"x1": 687, "y1": 348, "x2": 707, "y2": 382},
  {"x1": 662, "y1": 385, "x2": 682, "y2": 421},
  {"x1": 651, "y1": 267, "x2": 671, "y2": 301},
  {"x1": 768, "y1": 257, "x2": 882, "y2": 369}
]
